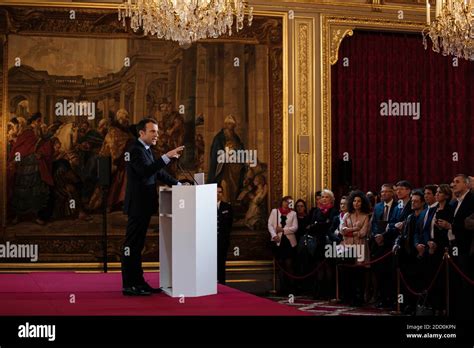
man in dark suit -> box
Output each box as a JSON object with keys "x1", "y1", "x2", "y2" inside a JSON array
[
  {"x1": 395, "y1": 190, "x2": 425, "y2": 314},
  {"x1": 121, "y1": 118, "x2": 184, "y2": 296},
  {"x1": 217, "y1": 184, "x2": 233, "y2": 285},
  {"x1": 370, "y1": 183, "x2": 399, "y2": 309},
  {"x1": 415, "y1": 185, "x2": 439, "y2": 258},
  {"x1": 437, "y1": 174, "x2": 474, "y2": 319}
]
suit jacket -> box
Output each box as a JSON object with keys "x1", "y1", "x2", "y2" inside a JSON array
[
  {"x1": 385, "y1": 200, "x2": 413, "y2": 245},
  {"x1": 451, "y1": 191, "x2": 474, "y2": 256},
  {"x1": 123, "y1": 139, "x2": 179, "y2": 216},
  {"x1": 430, "y1": 204, "x2": 454, "y2": 255},
  {"x1": 218, "y1": 201, "x2": 233, "y2": 243},
  {"x1": 328, "y1": 213, "x2": 344, "y2": 244},
  {"x1": 395, "y1": 212, "x2": 422, "y2": 259},
  {"x1": 308, "y1": 206, "x2": 339, "y2": 253},
  {"x1": 370, "y1": 200, "x2": 398, "y2": 238},
  {"x1": 414, "y1": 205, "x2": 437, "y2": 247}
]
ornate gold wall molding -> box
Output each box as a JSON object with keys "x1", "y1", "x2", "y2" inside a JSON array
[
  {"x1": 320, "y1": 16, "x2": 424, "y2": 189},
  {"x1": 294, "y1": 18, "x2": 314, "y2": 203}
]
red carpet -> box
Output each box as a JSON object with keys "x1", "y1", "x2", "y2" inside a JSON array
[{"x1": 0, "y1": 272, "x2": 309, "y2": 316}]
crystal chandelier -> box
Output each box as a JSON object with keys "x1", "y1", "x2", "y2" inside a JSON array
[
  {"x1": 422, "y1": 0, "x2": 474, "y2": 60},
  {"x1": 118, "y1": 0, "x2": 254, "y2": 46}
]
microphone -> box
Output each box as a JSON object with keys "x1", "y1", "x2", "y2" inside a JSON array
[{"x1": 174, "y1": 150, "x2": 199, "y2": 185}]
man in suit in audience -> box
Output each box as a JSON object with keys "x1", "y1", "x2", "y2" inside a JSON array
[
  {"x1": 416, "y1": 185, "x2": 439, "y2": 258},
  {"x1": 395, "y1": 190, "x2": 425, "y2": 314},
  {"x1": 217, "y1": 184, "x2": 233, "y2": 285},
  {"x1": 437, "y1": 174, "x2": 474, "y2": 319},
  {"x1": 121, "y1": 118, "x2": 184, "y2": 296},
  {"x1": 370, "y1": 183, "x2": 398, "y2": 309}
]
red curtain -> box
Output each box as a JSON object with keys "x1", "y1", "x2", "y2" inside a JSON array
[{"x1": 331, "y1": 30, "x2": 474, "y2": 195}]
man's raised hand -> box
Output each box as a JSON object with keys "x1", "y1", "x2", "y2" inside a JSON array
[{"x1": 166, "y1": 145, "x2": 185, "y2": 159}]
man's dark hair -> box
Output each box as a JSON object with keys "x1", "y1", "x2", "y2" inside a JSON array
[
  {"x1": 136, "y1": 118, "x2": 157, "y2": 134},
  {"x1": 411, "y1": 190, "x2": 425, "y2": 202},
  {"x1": 396, "y1": 180, "x2": 412, "y2": 190},
  {"x1": 424, "y1": 184, "x2": 438, "y2": 196}
]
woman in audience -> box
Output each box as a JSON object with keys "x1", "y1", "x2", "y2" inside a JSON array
[
  {"x1": 429, "y1": 184, "x2": 454, "y2": 315},
  {"x1": 307, "y1": 189, "x2": 338, "y2": 299},
  {"x1": 340, "y1": 190, "x2": 371, "y2": 306},
  {"x1": 295, "y1": 199, "x2": 309, "y2": 241},
  {"x1": 268, "y1": 196, "x2": 298, "y2": 295}
]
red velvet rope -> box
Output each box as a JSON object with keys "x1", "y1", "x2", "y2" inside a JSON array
[
  {"x1": 339, "y1": 249, "x2": 393, "y2": 268},
  {"x1": 447, "y1": 257, "x2": 474, "y2": 286},
  {"x1": 274, "y1": 259, "x2": 327, "y2": 280},
  {"x1": 399, "y1": 257, "x2": 446, "y2": 296}
]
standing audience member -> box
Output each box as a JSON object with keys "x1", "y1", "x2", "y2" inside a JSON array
[
  {"x1": 370, "y1": 183, "x2": 397, "y2": 309},
  {"x1": 307, "y1": 189, "x2": 338, "y2": 299},
  {"x1": 395, "y1": 190, "x2": 425, "y2": 315},
  {"x1": 294, "y1": 199, "x2": 309, "y2": 241},
  {"x1": 340, "y1": 190, "x2": 370, "y2": 306},
  {"x1": 268, "y1": 196, "x2": 298, "y2": 295},
  {"x1": 428, "y1": 184, "x2": 454, "y2": 315},
  {"x1": 437, "y1": 174, "x2": 474, "y2": 320}
]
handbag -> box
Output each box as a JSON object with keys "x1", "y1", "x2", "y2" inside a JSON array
[{"x1": 297, "y1": 233, "x2": 318, "y2": 257}]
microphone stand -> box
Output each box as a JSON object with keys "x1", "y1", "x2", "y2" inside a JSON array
[{"x1": 176, "y1": 157, "x2": 199, "y2": 185}]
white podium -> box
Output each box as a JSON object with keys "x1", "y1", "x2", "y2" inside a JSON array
[{"x1": 158, "y1": 184, "x2": 217, "y2": 297}]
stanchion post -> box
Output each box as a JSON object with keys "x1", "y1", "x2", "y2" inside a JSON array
[
  {"x1": 336, "y1": 264, "x2": 339, "y2": 302},
  {"x1": 444, "y1": 249, "x2": 449, "y2": 317},
  {"x1": 396, "y1": 267, "x2": 401, "y2": 314},
  {"x1": 269, "y1": 257, "x2": 277, "y2": 294}
]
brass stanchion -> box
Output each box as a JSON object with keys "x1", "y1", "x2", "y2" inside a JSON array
[
  {"x1": 396, "y1": 267, "x2": 401, "y2": 314},
  {"x1": 269, "y1": 257, "x2": 277, "y2": 294},
  {"x1": 444, "y1": 249, "x2": 449, "y2": 317},
  {"x1": 336, "y1": 264, "x2": 339, "y2": 302}
]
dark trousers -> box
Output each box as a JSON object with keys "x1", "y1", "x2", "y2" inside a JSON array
[
  {"x1": 340, "y1": 262, "x2": 364, "y2": 305},
  {"x1": 398, "y1": 253, "x2": 421, "y2": 311},
  {"x1": 372, "y1": 243, "x2": 396, "y2": 306},
  {"x1": 217, "y1": 236, "x2": 229, "y2": 284},
  {"x1": 450, "y1": 253, "x2": 473, "y2": 320},
  {"x1": 121, "y1": 215, "x2": 152, "y2": 288}
]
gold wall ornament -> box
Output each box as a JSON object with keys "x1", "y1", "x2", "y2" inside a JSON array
[{"x1": 329, "y1": 27, "x2": 354, "y2": 65}]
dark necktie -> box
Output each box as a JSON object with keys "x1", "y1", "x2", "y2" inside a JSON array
[
  {"x1": 383, "y1": 205, "x2": 389, "y2": 221},
  {"x1": 146, "y1": 148, "x2": 154, "y2": 162}
]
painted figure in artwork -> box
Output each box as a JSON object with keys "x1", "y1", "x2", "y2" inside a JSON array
[{"x1": 88, "y1": 109, "x2": 134, "y2": 211}]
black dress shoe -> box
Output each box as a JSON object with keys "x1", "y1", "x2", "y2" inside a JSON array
[
  {"x1": 139, "y1": 283, "x2": 163, "y2": 294},
  {"x1": 122, "y1": 286, "x2": 152, "y2": 296}
]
